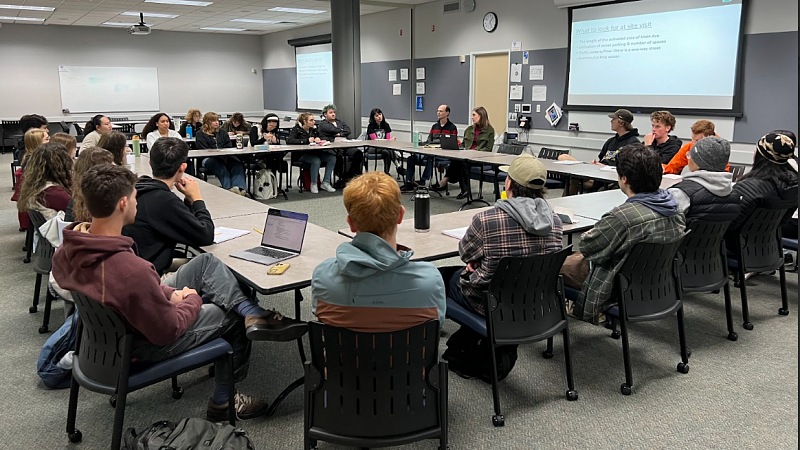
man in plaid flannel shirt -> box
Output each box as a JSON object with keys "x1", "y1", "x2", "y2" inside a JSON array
[
  {"x1": 571, "y1": 144, "x2": 686, "y2": 324},
  {"x1": 444, "y1": 154, "x2": 564, "y2": 316}
]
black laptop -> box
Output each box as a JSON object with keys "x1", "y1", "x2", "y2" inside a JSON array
[{"x1": 439, "y1": 134, "x2": 461, "y2": 150}]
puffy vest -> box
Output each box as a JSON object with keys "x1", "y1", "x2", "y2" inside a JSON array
[{"x1": 672, "y1": 179, "x2": 740, "y2": 222}]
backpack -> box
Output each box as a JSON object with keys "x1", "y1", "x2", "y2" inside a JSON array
[
  {"x1": 442, "y1": 325, "x2": 518, "y2": 383},
  {"x1": 253, "y1": 168, "x2": 278, "y2": 200},
  {"x1": 123, "y1": 418, "x2": 255, "y2": 450},
  {"x1": 37, "y1": 310, "x2": 80, "y2": 389}
]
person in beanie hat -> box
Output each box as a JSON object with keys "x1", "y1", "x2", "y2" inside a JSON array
[
  {"x1": 668, "y1": 136, "x2": 740, "y2": 219},
  {"x1": 727, "y1": 130, "x2": 798, "y2": 239}
]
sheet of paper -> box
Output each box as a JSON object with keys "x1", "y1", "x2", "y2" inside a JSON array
[
  {"x1": 392, "y1": 83, "x2": 402, "y2": 95},
  {"x1": 442, "y1": 226, "x2": 468, "y2": 240},
  {"x1": 601, "y1": 165, "x2": 618, "y2": 171},
  {"x1": 553, "y1": 160, "x2": 583, "y2": 165},
  {"x1": 400, "y1": 68, "x2": 409, "y2": 80},
  {"x1": 416, "y1": 82, "x2": 425, "y2": 95},
  {"x1": 509, "y1": 85, "x2": 523, "y2": 100},
  {"x1": 522, "y1": 51, "x2": 529, "y2": 64},
  {"x1": 416, "y1": 67, "x2": 425, "y2": 80},
  {"x1": 511, "y1": 41, "x2": 522, "y2": 51},
  {"x1": 532, "y1": 85, "x2": 547, "y2": 102},
  {"x1": 529, "y1": 64, "x2": 544, "y2": 80},
  {"x1": 388, "y1": 70, "x2": 397, "y2": 81},
  {"x1": 510, "y1": 63, "x2": 522, "y2": 82},
  {"x1": 214, "y1": 227, "x2": 250, "y2": 244}
]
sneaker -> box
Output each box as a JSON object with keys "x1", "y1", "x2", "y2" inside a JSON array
[
  {"x1": 430, "y1": 183, "x2": 447, "y2": 192},
  {"x1": 333, "y1": 179, "x2": 347, "y2": 189},
  {"x1": 399, "y1": 183, "x2": 416, "y2": 193},
  {"x1": 320, "y1": 182, "x2": 336, "y2": 193},
  {"x1": 245, "y1": 310, "x2": 308, "y2": 341},
  {"x1": 228, "y1": 187, "x2": 246, "y2": 196},
  {"x1": 309, "y1": 184, "x2": 319, "y2": 194},
  {"x1": 207, "y1": 392, "x2": 267, "y2": 422}
]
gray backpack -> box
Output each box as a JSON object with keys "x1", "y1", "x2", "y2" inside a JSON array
[{"x1": 123, "y1": 418, "x2": 255, "y2": 450}]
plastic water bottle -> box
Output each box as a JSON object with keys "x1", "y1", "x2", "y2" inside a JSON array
[
  {"x1": 132, "y1": 135, "x2": 140, "y2": 156},
  {"x1": 186, "y1": 124, "x2": 193, "y2": 139},
  {"x1": 412, "y1": 128, "x2": 419, "y2": 149},
  {"x1": 414, "y1": 187, "x2": 430, "y2": 233}
]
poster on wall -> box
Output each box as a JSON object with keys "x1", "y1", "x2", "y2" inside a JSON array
[
  {"x1": 416, "y1": 67, "x2": 425, "y2": 80},
  {"x1": 416, "y1": 82, "x2": 426, "y2": 95},
  {"x1": 400, "y1": 68, "x2": 409, "y2": 80},
  {"x1": 416, "y1": 96, "x2": 424, "y2": 111}
]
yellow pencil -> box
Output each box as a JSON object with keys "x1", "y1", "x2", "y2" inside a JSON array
[{"x1": 253, "y1": 228, "x2": 263, "y2": 235}]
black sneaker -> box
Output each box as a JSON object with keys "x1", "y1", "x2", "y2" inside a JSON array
[
  {"x1": 399, "y1": 183, "x2": 416, "y2": 193},
  {"x1": 430, "y1": 183, "x2": 447, "y2": 192}
]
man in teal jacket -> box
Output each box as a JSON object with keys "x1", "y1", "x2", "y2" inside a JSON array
[{"x1": 311, "y1": 172, "x2": 446, "y2": 332}]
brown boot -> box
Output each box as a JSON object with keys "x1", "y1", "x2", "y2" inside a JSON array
[{"x1": 245, "y1": 310, "x2": 307, "y2": 341}]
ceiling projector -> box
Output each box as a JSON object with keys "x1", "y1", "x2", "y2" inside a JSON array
[{"x1": 128, "y1": 13, "x2": 151, "y2": 35}]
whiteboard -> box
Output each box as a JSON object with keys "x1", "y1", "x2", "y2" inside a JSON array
[{"x1": 58, "y1": 66, "x2": 160, "y2": 113}]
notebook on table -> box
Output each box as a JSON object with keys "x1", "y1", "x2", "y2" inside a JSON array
[{"x1": 230, "y1": 209, "x2": 309, "y2": 266}]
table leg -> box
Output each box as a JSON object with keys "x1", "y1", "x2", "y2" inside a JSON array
[{"x1": 458, "y1": 161, "x2": 490, "y2": 211}]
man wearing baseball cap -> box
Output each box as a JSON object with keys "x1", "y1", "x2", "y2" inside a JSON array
[
  {"x1": 441, "y1": 154, "x2": 564, "y2": 318},
  {"x1": 667, "y1": 136, "x2": 740, "y2": 220}
]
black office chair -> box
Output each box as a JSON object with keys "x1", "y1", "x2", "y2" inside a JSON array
[
  {"x1": 538, "y1": 147, "x2": 570, "y2": 190},
  {"x1": 605, "y1": 238, "x2": 690, "y2": 395},
  {"x1": 445, "y1": 247, "x2": 577, "y2": 426},
  {"x1": 729, "y1": 164, "x2": 746, "y2": 181},
  {"x1": 28, "y1": 210, "x2": 57, "y2": 333},
  {"x1": 11, "y1": 135, "x2": 23, "y2": 188},
  {"x1": 304, "y1": 320, "x2": 448, "y2": 450},
  {"x1": 728, "y1": 186, "x2": 797, "y2": 329},
  {"x1": 1, "y1": 119, "x2": 22, "y2": 154},
  {"x1": 66, "y1": 292, "x2": 236, "y2": 449},
  {"x1": 677, "y1": 219, "x2": 738, "y2": 341}
]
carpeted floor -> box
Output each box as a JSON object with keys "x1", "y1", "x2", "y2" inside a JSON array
[{"x1": 0, "y1": 152, "x2": 796, "y2": 449}]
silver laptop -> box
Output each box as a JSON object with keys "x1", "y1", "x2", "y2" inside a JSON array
[
  {"x1": 439, "y1": 134, "x2": 461, "y2": 150},
  {"x1": 230, "y1": 209, "x2": 309, "y2": 265}
]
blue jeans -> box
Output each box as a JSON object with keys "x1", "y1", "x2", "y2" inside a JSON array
[
  {"x1": 299, "y1": 151, "x2": 337, "y2": 184},
  {"x1": 405, "y1": 154, "x2": 433, "y2": 183},
  {"x1": 203, "y1": 156, "x2": 246, "y2": 191}
]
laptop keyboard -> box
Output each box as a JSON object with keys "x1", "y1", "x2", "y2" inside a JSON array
[{"x1": 245, "y1": 247, "x2": 294, "y2": 259}]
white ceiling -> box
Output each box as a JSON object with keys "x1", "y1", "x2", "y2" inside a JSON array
[{"x1": 0, "y1": 0, "x2": 435, "y2": 35}]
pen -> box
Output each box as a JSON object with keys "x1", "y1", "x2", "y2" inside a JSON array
[{"x1": 253, "y1": 228, "x2": 263, "y2": 235}]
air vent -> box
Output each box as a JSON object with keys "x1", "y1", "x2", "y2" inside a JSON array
[{"x1": 443, "y1": 2, "x2": 460, "y2": 13}]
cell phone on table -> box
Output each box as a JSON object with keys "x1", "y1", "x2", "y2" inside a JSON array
[{"x1": 267, "y1": 263, "x2": 291, "y2": 275}]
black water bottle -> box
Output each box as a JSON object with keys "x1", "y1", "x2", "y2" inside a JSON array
[{"x1": 414, "y1": 187, "x2": 431, "y2": 233}]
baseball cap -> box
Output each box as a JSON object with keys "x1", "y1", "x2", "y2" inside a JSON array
[
  {"x1": 608, "y1": 109, "x2": 634, "y2": 123},
  {"x1": 498, "y1": 154, "x2": 548, "y2": 190}
]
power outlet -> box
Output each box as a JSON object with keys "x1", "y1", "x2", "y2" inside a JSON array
[
  {"x1": 536, "y1": 104, "x2": 541, "y2": 113},
  {"x1": 514, "y1": 104, "x2": 521, "y2": 113},
  {"x1": 508, "y1": 112, "x2": 518, "y2": 122}
]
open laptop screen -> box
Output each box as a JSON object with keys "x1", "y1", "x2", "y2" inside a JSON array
[{"x1": 261, "y1": 209, "x2": 309, "y2": 253}]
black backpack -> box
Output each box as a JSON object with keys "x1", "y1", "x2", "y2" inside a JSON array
[
  {"x1": 442, "y1": 325, "x2": 518, "y2": 383},
  {"x1": 123, "y1": 418, "x2": 255, "y2": 450}
]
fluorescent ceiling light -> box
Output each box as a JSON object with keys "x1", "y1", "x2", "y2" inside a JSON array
[
  {"x1": 0, "y1": 4, "x2": 55, "y2": 11},
  {"x1": 145, "y1": 0, "x2": 212, "y2": 6},
  {"x1": 0, "y1": 15, "x2": 45, "y2": 21},
  {"x1": 231, "y1": 18, "x2": 278, "y2": 24},
  {"x1": 121, "y1": 11, "x2": 179, "y2": 18},
  {"x1": 200, "y1": 27, "x2": 244, "y2": 31},
  {"x1": 268, "y1": 7, "x2": 324, "y2": 14},
  {"x1": 103, "y1": 21, "x2": 145, "y2": 26}
]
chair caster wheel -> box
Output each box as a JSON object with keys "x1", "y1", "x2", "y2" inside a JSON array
[
  {"x1": 566, "y1": 390, "x2": 578, "y2": 401},
  {"x1": 38, "y1": 326, "x2": 49, "y2": 334},
  {"x1": 677, "y1": 362, "x2": 689, "y2": 374},
  {"x1": 727, "y1": 332, "x2": 738, "y2": 341},
  {"x1": 620, "y1": 384, "x2": 632, "y2": 395},
  {"x1": 172, "y1": 387, "x2": 184, "y2": 400},
  {"x1": 23, "y1": 257, "x2": 30, "y2": 264},
  {"x1": 492, "y1": 414, "x2": 505, "y2": 427},
  {"x1": 29, "y1": 306, "x2": 37, "y2": 313},
  {"x1": 542, "y1": 351, "x2": 554, "y2": 359},
  {"x1": 208, "y1": 366, "x2": 215, "y2": 378},
  {"x1": 778, "y1": 308, "x2": 789, "y2": 316},
  {"x1": 109, "y1": 396, "x2": 116, "y2": 408},
  {"x1": 610, "y1": 330, "x2": 621, "y2": 340},
  {"x1": 445, "y1": 192, "x2": 450, "y2": 196},
  {"x1": 743, "y1": 321, "x2": 754, "y2": 331},
  {"x1": 68, "y1": 430, "x2": 82, "y2": 443}
]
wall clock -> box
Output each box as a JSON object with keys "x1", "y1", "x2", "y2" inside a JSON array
[{"x1": 483, "y1": 12, "x2": 497, "y2": 33}]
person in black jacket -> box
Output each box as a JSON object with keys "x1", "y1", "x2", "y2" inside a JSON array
[
  {"x1": 122, "y1": 137, "x2": 215, "y2": 275},
  {"x1": 318, "y1": 104, "x2": 362, "y2": 188},
  {"x1": 178, "y1": 108, "x2": 202, "y2": 138},
  {"x1": 365, "y1": 108, "x2": 396, "y2": 174},
  {"x1": 195, "y1": 112, "x2": 247, "y2": 195},
  {"x1": 249, "y1": 113, "x2": 286, "y2": 172},
  {"x1": 644, "y1": 110, "x2": 683, "y2": 165},
  {"x1": 287, "y1": 113, "x2": 337, "y2": 194}
]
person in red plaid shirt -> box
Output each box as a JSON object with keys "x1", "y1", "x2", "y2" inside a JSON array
[{"x1": 442, "y1": 154, "x2": 564, "y2": 316}]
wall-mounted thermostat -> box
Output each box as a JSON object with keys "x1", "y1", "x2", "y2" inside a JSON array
[{"x1": 521, "y1": 104, "x2": 531, "y2": 113}]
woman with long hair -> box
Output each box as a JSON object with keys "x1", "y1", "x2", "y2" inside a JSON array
[
  {"x1": 221, "y1": 112, "x2": 251, "y2": 135},
  {"x1": 65, "y1": 147, "x2": 115, "y2": 222},
  {"x1": 12, "y1": 128, "x2": 50, "y2": 230},
  {"x1": 17, "y1": 142, "x2": 73, "y2": 220},
  {"x1": 432, "y1": 106, "x2": 496, "y2": 198},
  {"x1": 142, "y1": 112, "x2": 181, "y2": 149},
  {"x1": 365, "y1": 108, "x2": 396, "y2": 174},
  {"x1": 81, "y1": 114, "x2": 113, "y2": 149},
  {"x1": 179, "y1": 108, "x2": 202, "y2": 138},
  {"x1": 287, "y1": 112, "x2": 337, "y2": 193},
  {"x1": 97, "y1": 130, "x2": 129, "y2": 166},
  {"x1": 195, "y1": 112, "x2": 247, "y2": 194},
  {"x1": 49, "y1": 132, "x2": 78, "y2": 159}
]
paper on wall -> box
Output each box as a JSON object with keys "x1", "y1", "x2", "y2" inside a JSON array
[
  {"x1": 389, "y1": 70, "x2": 397, "y2": 81},
  {"x1": 532, "y1": 85, "x2": 547, "y2": 102},
  {"x1": 522, "y1": 51, "x2": 529, "y2": 64},
  {"x1": 529, "y1": 64, "x2": 544, "y2": 80},
  {"x1": 510, "y1": 63, "x2": 522, "y2": 82},
  {"x1": 392, "y1": 83, "x2": 402, "y2": 95},
  {"x1": 400, "y1": 68, "x2": 409, "y2": 80},
  {"x1": 509, "y1": 85, "x2": 523, "y2": 100}
]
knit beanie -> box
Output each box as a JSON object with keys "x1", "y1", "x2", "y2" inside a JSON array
[
  {"x1": 756, "y1": 132, "x2": 796, "y2": 164},
  {"x1": 690, "y1": 136, "x2": 730, "y2": 172}
]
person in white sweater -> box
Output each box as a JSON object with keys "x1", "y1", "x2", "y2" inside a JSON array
[
  {"x1": 143, "y1": 113, "x2": 182, "y2": 149},
  {"x1": 81, "y1": 114, "x2": 113, "y2": 149}
]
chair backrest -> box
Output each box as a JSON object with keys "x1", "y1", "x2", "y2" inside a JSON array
[
  {"x1": 305, "y1": 320, "x2": 443, "y2": 440},
  {"x1": 133, "y1": 123, "x2": 146, "y2": 133},
  {"x1": 109, "y1": 117, "x2": 129, "y2": 122},
  {"x1": 47, "y1": 122, "x2": 66, "y2": 135},
  {"x1": 71, "y1": 291, "x2": 133, "y2": 391},
  {"x1": 73, "y1": 122, "x2": 84, "y2": 135},
  {"x1": 497, "y1": 143, "x2": 525, "y2": 155},
  {"x1": 677, "y1": 220, "x2": 730, "y2": 292},
  {"x1": 28, "y1": 209, "x2": 55, "y2": 272},
  {"x1": 729, "y1": 164, "x2": 746, "y2": 181},
  {"x1": 486, "y1": 247, "x2": 572, "y2": 345},
  {"x1": 1, "y1": 120, "x2": 22, "y2": 139},
  {"x1": 615, "y1": 239, "x2": 684, "y2": 321},
  {"x1": 538, "y1": 147, "x2": 569, "y2": 160},
  {"x1": 735, "y1": 185, "x2": 798, "y2": 272}
]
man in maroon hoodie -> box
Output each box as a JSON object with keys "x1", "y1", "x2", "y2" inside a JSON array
[{"x1": 52, "y1": 164, "x2": 306, "y2": 421}]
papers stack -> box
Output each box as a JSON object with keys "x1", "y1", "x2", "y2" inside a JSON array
[
  {"x1": 442, "y1": 227, "x2": 468, "y2": 240},
  {"x1": 214, "y1": 227, "x2": 250, "y2": 244}
]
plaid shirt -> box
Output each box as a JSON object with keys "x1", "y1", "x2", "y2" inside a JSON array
[
  {"x1": 574, "y1": 202, "x2": 685, "y2": 324},
  {"x1": 458, "y1": 207, "x2": 564, "y2": 315}
]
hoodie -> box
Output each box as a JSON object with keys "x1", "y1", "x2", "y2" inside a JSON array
[
  {"x1": 311, "y1": 232, "x2": 445, "y2": 332},
  {"x1": 668, "y1": 170, "x2": 734, "y2": 213},
  {"x1": 625, "y1": 188, "x2": 679, "y2": 217},
  {"x1": 598, "y1": 129, "x2": 640, "y2": 166},
  {"x1": 649, "y1": 135, "x2": 684, "y2": 165},
  {"x1": 122, "y1": 176, "x2": 215, "y2": 275},
  {"x1": 52, "y1": 222, "x2": 202, "y2": 346},
  {"x1": 458, "y1": 197, "x2": 564, "y2": 315}
]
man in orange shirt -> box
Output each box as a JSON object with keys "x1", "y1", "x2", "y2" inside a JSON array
[{"x1": 663, "y1": 120, "x2": 729, "y2": 174}]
